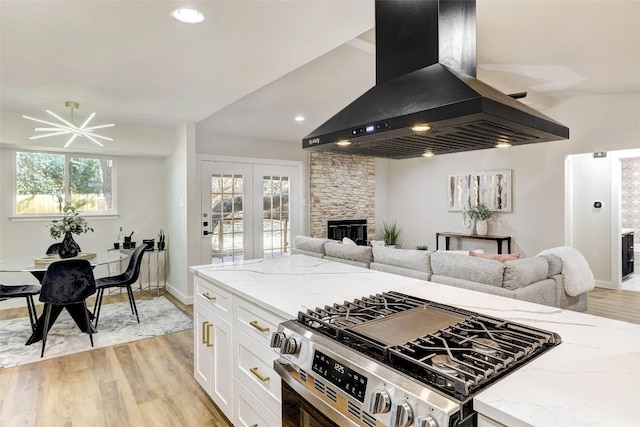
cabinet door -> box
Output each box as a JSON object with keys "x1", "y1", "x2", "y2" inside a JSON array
[
  {"x1": 233, "y1": 330, "x2": 281, "y2": 418},
  {"x1": 210, "y1": 311, "x2": 233, "y2": 419},
  {"x1": 234, "y1": 379, "x2": 281, "y2": 427},
  {"x1": 194, "y1": 301, "x2": 212, "y2": 391},
  {"x1": 193, "y1": 302, "x2": 234, "y2": 420}
]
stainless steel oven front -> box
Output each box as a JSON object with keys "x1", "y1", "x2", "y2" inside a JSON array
[{"x1": 273, "y1": 320, "x2": 464, "y2": 427}]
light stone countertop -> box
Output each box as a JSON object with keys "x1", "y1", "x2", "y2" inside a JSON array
[{"x1": 192, "y1": 255, "x2": 640, "y2": 427}]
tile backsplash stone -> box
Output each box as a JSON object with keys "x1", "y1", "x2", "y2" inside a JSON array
[{"x1": 309, "y1": 152, "x2": 375, "y2": 240}]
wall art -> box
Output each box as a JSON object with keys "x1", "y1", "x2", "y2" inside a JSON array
[{"x1": 448, "y1": 170, "x2": 512, "y2": 212}]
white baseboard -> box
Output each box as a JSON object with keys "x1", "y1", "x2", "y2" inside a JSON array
[
  {"x1": 165, "y1": 282, "x2": 193, "y2": 305},
  {"x1": 595, "y1": 279, "x2": 618, "y2": 290}
]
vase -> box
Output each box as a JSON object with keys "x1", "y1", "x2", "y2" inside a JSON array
[
  {"x1": 476, "y1": 220, "x2": 488, "y2": 236},
  {"x1": 58, "y1": 232, "x2": 80, "y2": 258}
]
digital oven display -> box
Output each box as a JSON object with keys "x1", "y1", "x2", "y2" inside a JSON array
[{"x1": 312, "y1": 350, "x2": 367, "y2": 403}]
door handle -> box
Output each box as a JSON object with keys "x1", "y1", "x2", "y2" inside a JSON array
[
  {"x1": 249, "y1": 320, "x2": 269, "y2": 333},
  {"x1": 249, "y1": 366, "x2": 270, "y2": 382},
  {"x1": 201, "y1": 321, "x2": 209, "y2": 344},
  {"x1": 206, "y1": 323, "x2": 213, "y2": 347}
]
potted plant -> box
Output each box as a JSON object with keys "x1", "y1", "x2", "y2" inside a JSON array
[
  {"x1": 48, "y1": 204, "x2": 94, "y2": 258},
  {"x1": 464, "y1": 203, "x2": 493, "y2": 235},
  {"x1": 382, "y1": 221, "x2": 401, "y2": 247}
]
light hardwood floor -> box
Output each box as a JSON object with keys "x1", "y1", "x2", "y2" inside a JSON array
[
  {"x1": 0, "y1": 291, "x2": 232, "y2": 427},
  {"x1": 0, "y1": 287, "x2": 638, "y2": 426}
]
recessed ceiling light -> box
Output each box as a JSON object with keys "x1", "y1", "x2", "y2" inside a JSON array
[
  {"x1": 295, "y1": 115, "x2": 305, "y2": 122},
  {"x1": 496, "y1": 142, "x2": 512, "y2": 148},
  {"x1": 422, "y1": 151, "x2": 435, "y2": 158},
  {"x1": 171, "y1": 7, "x2": 206, "y2": 24},
  {"x1": 412, "y1": 124, "x2": 431, "y2": 132},
  {"x1": 336, "y1": 140, "x2": 351, "y2": 146}
]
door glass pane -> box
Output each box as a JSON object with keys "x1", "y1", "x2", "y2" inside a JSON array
[
  {"x1": 262, "y1": 175, "x2": 290, "y2": 259},
  {"x1": 210, "y1": 174, "x2": 245, "y2": 264}
]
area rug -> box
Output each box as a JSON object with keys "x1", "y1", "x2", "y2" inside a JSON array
[{"x1": 0, "y1": 297, "x2": 193, "y2": 369}]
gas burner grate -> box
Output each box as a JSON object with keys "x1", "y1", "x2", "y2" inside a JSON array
[{"x1": 297, "y1": 291, "x2": 561, "y2": 399}]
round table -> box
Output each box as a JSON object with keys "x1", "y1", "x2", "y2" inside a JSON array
[{"x1": 0, "y1": 251, "x2": 128, "y2": 345}]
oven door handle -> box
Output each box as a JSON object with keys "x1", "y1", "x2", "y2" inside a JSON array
[{"x1": 273, "y1": 360, "x2": 362, "y2": 427}]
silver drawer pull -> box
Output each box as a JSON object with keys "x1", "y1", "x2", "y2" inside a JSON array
[
  {"x1": 203, "y1": 292, "x2": 217, "y2": 301},
  {"x1": 249, "y1": 320, "x2": 270, "y2": 333},
  {"x1": 249, "y1": 366, "x2": 270, "y2": 382}
]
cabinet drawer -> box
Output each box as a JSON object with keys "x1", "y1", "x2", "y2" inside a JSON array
[
  {"x1": 234, "y1": 379, "x2": 280, "y2": 427},
  {"x1": 194, "y1": 276, "x2": 232, "y2": 321},
  {"x1": 233, "y1": 330, "x2": 281, "y2": 416},
  {"x1": 233, "y1": 297, "x2": 284, "y2": 347}
]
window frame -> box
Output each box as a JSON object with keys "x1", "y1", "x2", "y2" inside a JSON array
[{"x1": 12, "y1": 149, "x2": 118, "y2": 218}]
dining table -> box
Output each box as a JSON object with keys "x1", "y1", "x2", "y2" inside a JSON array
[{"x1": 0, "y1": 250, "x2": 128, "y2": 345}]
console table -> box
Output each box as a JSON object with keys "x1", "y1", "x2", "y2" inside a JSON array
[{"x1": 436, "y1": 232, "x2": 512, "y2": 254}]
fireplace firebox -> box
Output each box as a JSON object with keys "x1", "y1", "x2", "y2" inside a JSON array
[{"x1": 327, "y1": 219, "x2": 367, "y2": 245}]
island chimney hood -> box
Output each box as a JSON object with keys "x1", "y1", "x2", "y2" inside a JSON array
[{"x1": 302, "y1": 0, "x2": 569, "y2": 159}]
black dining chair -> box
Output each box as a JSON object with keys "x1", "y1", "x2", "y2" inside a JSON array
[
  {"x1": 0, "y1": 284, "x2": 42, "y2": 332},
  {"x1": 93, "y1": 244, "x2": 147, "y2": 327},
  {"x1": 39, "y1": 259, "x2": 96, "y2": 357}
]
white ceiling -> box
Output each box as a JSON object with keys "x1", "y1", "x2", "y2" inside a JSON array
[{"x1": 1, "y1": 0, "x2": 639, "y2": 150}]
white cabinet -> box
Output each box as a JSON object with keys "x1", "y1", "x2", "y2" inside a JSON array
[
  {"x1": 234, "y1": 380, "x2": 281, "y2": 427},
  {"x1": 193, "y1": 273, "x2": 285, "y2": 425},
  {"x1": 193, "y1": 278, "x2": 234, "y2": 420}
]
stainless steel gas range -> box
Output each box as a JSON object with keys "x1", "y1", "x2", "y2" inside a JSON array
[{"x1": 271, "y1": 291, "x2": 561, "y2": 427}]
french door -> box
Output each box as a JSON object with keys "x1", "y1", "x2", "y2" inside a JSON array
[{"x1": 200, "y1": 159, "x2": 302, "y2": 265}]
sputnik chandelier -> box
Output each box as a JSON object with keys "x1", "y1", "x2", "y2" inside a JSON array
[{"x1": 23, "y1": 101, "x2": 115, "y2": 148}]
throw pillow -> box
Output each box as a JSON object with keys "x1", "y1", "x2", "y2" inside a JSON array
[
  {"x1": 470, "y1": 250, "x2": 521, "y2": 263},
  {"x1": 342, "y1": 237, "x2": 357, "y2": 245}
]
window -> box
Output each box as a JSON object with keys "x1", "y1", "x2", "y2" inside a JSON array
[{"x1": 15, "y1": 151, "x2": 115, "y2": 215}]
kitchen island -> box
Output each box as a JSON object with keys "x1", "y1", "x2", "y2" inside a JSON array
[{"x1": 192, "y1": 254, "x2": 639, "y2": 427}]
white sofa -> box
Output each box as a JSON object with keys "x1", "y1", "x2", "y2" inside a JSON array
[{"x1": 291, "y1": 236, "x2": 589, "y2": 312}]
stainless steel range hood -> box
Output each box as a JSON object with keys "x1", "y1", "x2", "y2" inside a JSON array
[{"x1": 303, "y1": 0, "x2": 569, "y2": 159}]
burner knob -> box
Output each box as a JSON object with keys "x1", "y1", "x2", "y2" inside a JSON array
[
  {"x1": 368, "y1": 389, "x2": 391, "y2": 414},
  {"x1": 390, "y1": 401, "x2": 413, "y2": 427},
  {"x1": 270, "y1": 332, "x2": 286, "y2": 349},
  {"x1": 280, "y1": 337, "x2": 299, "y2": 355},
  {"x1": 415, "y1": 415, "x2": 438, "y2": 427}
]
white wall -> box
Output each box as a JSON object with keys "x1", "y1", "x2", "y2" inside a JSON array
[
  {"x1": 566, "y1": 153, "x2": 614, "y2": 286},
  {"x1": 381, "y1": 92, "x2": 640, "y2": 255},
  {"x1": 165, "y1": 123, "x2": 197, "y2": 303},
  {"x1": 0, "y1": 148, "x2": 167, "y2": 287},
  {"x1": 195, "y1": 131, "x2": 306, "y2": 162}
]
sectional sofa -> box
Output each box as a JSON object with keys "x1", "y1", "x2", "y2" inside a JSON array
[{"x1": 291, "y1": 235, "x2": 589, "y2": 312}]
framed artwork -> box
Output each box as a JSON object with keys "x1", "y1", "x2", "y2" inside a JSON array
[{"x1": 448, "y1": 170, "x2": 512, "y2": 212}]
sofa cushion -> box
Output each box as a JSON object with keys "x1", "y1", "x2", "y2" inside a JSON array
[
  {"x1": 293, "y1": 235, "x2": 330, "y2": 255},
  {"x1": 372, "y1": 246, "x2": 432, "y2": 275},
  {"x1": 539, "y1": 254, "x2": 562, "y2": 276},
  {"x1": 370, "y1": 263, "x2": 431, "y2": 281},
  {"x1": 503, "y1": 257, "x2": 550, "y2": 290},
  {"x1": 431, "y1": 251, "x2": 505, "y2": 287},
  {"x1": 324, "y1": 242, "x2": 373, "y2": 264}
]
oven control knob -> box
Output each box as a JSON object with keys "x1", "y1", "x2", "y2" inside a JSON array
[
  {"x1": 280, "y1": 337, "x2": 299, "y2": 355},
  {"x1": 390, "y1": 401, "x2": 413, "y2": 427},
  {"x1": 368, "y1": 389, "x2": 391, "y2": 414},
  {"x1": 415, "y1": 415, "x2": 438, "y2": 427},
  {"x1": 270, "y1": 332, "x2": 286, "y2": 349}
]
